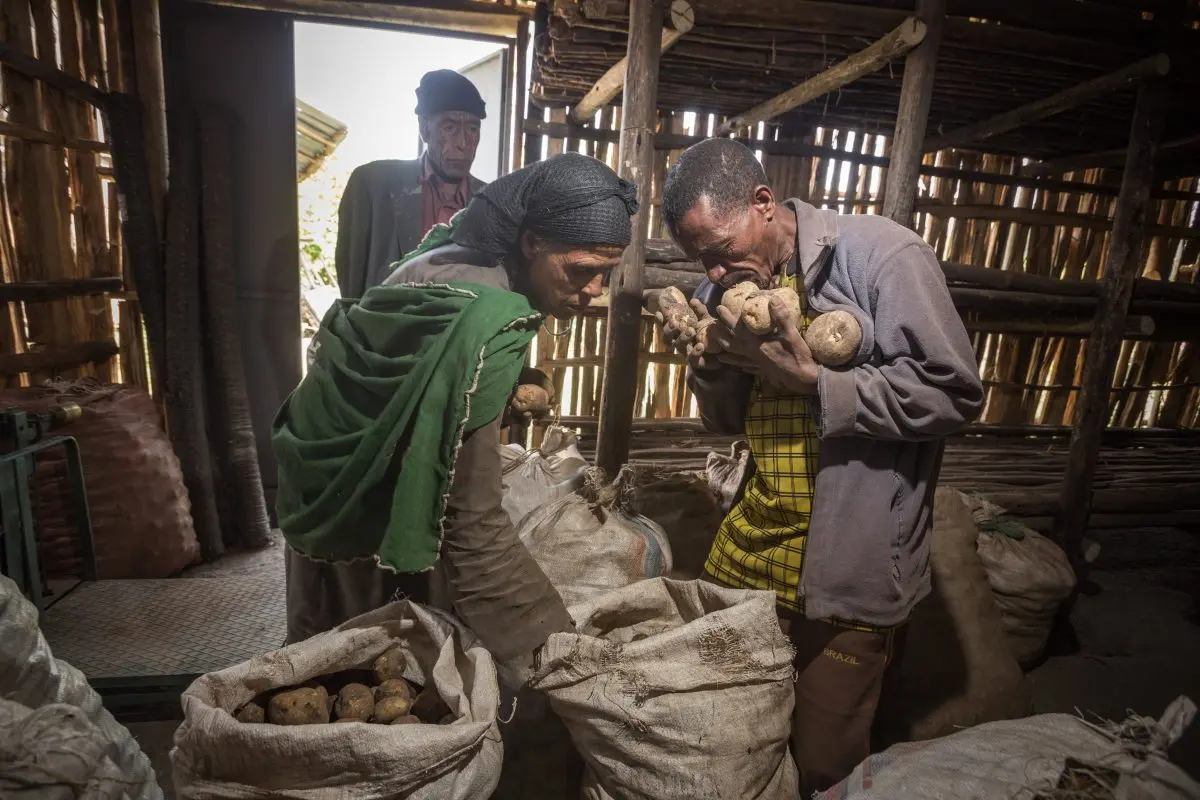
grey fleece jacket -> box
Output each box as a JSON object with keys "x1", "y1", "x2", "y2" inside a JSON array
[{"x1": 690, "y1": 199, "x2": 984, "y2": 626}]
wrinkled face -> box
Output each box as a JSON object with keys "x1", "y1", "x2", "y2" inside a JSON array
[
  {"x1": 419, "y1": 110, "x2": 481, "y2": 181},
  {"x1": 517, "y1": 232, "x2": 624, "y2": 318},
  {"x1": 671, "y1": 190, "x2": 779, "y2": 289}
]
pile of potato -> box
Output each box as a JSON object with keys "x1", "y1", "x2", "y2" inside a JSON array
[
  {"x1": 232, "y1": 646, "x2": 455, "y2": 727},
  {"x1": 654, "y1": 283, "x2": 862, "y2": 367}
]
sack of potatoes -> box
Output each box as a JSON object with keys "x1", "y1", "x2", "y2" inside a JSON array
[{"x1": 171, "y1": 601, "x2": 503, "y2": 799}]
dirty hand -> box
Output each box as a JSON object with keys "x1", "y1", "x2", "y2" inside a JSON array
[
  {"x1": 681, "y1": 300, "x2": 728, "y2": 371},
  {"x1": 655, "y1": 304, "x2": 698, "y2": 355},
  {"x1": 712, "y1": 294, "x2": 820, "y2": 394}
]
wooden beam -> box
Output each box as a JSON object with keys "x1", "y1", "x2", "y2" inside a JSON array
[
  {"x1": 0, "y1": 119, "x2": 108, "y2": 151},
  {"x1": 595, "y1": 0, "x2": 662, "y2": 477},
  {"x1": 185, "y1": 0, "x2": 526, "y2": 38},
  {"x1": 918, "y1": 201, "x2": 1200, "y2": 239},
  {"x1": 882, "y1": 0, "x2": 944, "y2": 227},
  {"x1": 568, "y1": 0, "x2": 692, "y2": 125},
  {"x1": 0, "y1": 277, "x2": 123, "y2": 303},
  {"x1": 0, "y1": 340, "x2": 118, "y2": 375},
  {"x1": 925, "y1": 54, "x2": 1170, "y2": 153},
  {"x1": 0, "y1": 41, "x2": 109, "y2": 107},
  {"x1": 1027, "y1": 132, "x2": 1200, "y2": 177},
  {"x1": 1053, "y1": 78, "x2": 1168, "y2": 560},
  {"x1": 523, "y1": 120, "x2": 1200, "y2": 201},
  {"x1": 715, "y1": 17, "x2": 926, "y2": 137}
]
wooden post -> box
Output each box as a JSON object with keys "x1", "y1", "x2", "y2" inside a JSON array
[
  {"x1": 510, "y1": 18, "x2": 529, "y2": 171},
  {"x1": 715, "y1": 17, "x2": 926, "y2": 137},
  {"x1": 925, "y1": 54, "x2": 1169, "y2": 153},
  {"x1": 595, "y1": 0, "x2": 662, "y2": 477},
  {"x1": 1053, "y1": 77, "x2": 1168, "y2": 561},
  {"x1": 881, "y1": 0, "x2": 943, "y2": 227},
  {"x1": 126, "y1": 0, "x2": 169, "y2": 237},
  {"x1": 568, "y1": 0, "x2": 692, "y2": 126}
]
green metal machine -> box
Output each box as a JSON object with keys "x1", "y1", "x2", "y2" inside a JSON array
[{"x1": 0, "y1": 403, "x2": 96, "y2": 610}]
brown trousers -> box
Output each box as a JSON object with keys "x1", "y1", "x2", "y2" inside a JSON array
[{"x1": 779, "y1": 610, "x2": 906, "y2": 797}]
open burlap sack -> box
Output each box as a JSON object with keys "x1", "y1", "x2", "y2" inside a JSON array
[
  {"x1": 0, "y1": 575, "x2": 161, "y2": 798},
  {"x1": 171, "y1": 601, "x2": 502, "y2": 799}
]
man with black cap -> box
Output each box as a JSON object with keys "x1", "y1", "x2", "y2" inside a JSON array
[{"x1": 334, "y1": 69, "x2": 488, "y2": 298}]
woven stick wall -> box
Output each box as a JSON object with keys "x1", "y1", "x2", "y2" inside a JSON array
[
  {"x1": 523, "y1": 106, "x2": 1200, "y2": 437},
  {"x1": 0, "y1": 0, "x2": 148, "y2": 389}
]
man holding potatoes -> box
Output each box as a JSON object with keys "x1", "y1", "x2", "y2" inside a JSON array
[{"x1": 658, "y1": 138, "x2": 984, "y2": 795}]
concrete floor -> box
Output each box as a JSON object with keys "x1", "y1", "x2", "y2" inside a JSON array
[{"x1": 125, "y1": 525, "x2": 1200, "y2": 796}]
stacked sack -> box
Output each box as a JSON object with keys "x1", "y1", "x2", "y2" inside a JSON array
[
  {"x1": 516, "y1": 466, "x2": 672, "y2": 610},
  {"x1": 958, "y1": 490, "x2": 1077, "y2": 667},
  {"x1": 822, "y1": 696, "x2": 1198, "y2": 800},
  {"x1": 0, "y1": 575, "x2": 162, "y2": 799},
  {"x1": 499, "y1": 424, "x2": 588, "y2": 528},
  {"x1": 530, "y1": 578, "x2": 799, "y2": 800}
]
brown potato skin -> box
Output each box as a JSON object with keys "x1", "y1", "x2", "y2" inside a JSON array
[
  {"x1": 390, "y1": 714, "x2": 422, "y2": 725},
  {"x1": 803, "y1": 310, "x2": 862, "y2": 367},
  {"x1": 373, "y1": 695, "x2": 414, "y2": 724},
  {"x1": 234, "y1": 701, "x2": 265, "y2": 724},
  {"x1": 334, "y1": 683, "x2": 375, "y2": 722},
  {"x1": 375, "y1": 678, "x2": 416, "y2": 703},
  {"x1": 267, "y1": 687, "x2": 330, "y2": 725},
  {"x1": 373, "y1": 647, "x2": 408, "y2": 684},
  {"x1": 718, "y1": 282, "x2": 759, "y2": 320}
]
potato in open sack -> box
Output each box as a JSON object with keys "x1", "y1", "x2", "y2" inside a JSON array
[{"x1": 171, "y1": 601, "x2": 502, "y2": 800}]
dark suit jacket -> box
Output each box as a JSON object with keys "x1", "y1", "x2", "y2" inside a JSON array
[{"x1": 333, "y1": 158, "x2": 486, "y2": 298}]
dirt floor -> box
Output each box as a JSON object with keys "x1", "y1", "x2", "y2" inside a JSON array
[{"x1": 126, "y1": 525, "x2": 1200, "y2": 796}]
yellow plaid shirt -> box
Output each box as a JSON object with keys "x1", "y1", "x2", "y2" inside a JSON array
[{"x1": 703, "y1": 270, "x2": 881, "y2": 632}]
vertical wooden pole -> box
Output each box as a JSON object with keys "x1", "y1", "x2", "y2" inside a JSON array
[
  {"x1": 511, "y1": 19, "x2": 529, "y2": 172},
  {"x1": 595, "y1": 0, "x2": 662, "y2": 477},
  {"x1": 1053, "y1": 78, "x2": 1168, "y2": 560},
  {"x1": 881, "y1": 0, "x2": 944, "y2": 228},
  {"x1": 124, "y1": 0, "x2": 168, "y2": 237}
]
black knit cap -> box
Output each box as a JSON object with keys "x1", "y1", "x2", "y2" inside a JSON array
[
  {"x1": 451, "y1": 153, "x2": 639, "y2": 259},
  {"x1": 414, "y1": 69, "x2": 487, "y2": 120}
]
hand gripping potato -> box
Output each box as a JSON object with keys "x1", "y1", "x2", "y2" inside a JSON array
[
  {"x1": 510, "y1": 383, "x2": 551, "y2": 416},
  {"x1": 740, "y1": 288, "x2": 801, "y2": 335},
  {"x1": 653, "y1": 286, "x2": 699, "y2": 354},
  {"x1": 803, "y1": 309, "x2": 862, "y2": 367},
  {"x1": 717, "y1": 281, "x2": 759, "y2": 320}
]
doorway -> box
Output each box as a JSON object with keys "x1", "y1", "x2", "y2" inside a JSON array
[{"x1": 293, "y1": 22, "x2": 508, "y2": 363}]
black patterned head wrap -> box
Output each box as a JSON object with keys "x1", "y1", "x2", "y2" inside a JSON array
[{"x1": 450, "y1": 153, "x2": 639, "y2": 259}]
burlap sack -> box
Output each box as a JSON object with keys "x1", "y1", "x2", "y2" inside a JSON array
[
  {"x1": 500, "y1": 424, "x2": 588, "y2": 528},
  {"x1": 821, "y1": 697, "x2": 1199, "y2": 800},
  {"x1": 170, "y1": 601, "x2": 502, "y2": 799},
  {"x1": 517, "y1": 468, "x2": 672, "y2": 610},
  {"x1": 961, "y1": 490, "x2": 1077, "y2": 667},
  {"x1": 0, "y1": 381, "x2": 199, "y2": 578},
  {"x1": 0, "y1": 699, "x2": 138, "y2": 799},
  {"x1": 0, "y1": 575, "x2": 161, "y2": 798},
  {"x1": 627, "y1": 466, "x2": 724, "y2": 580},
  {"x1": 529, "y1": 578, "x2": 799, "y2": 800},
  {"x1": 878, "y1": 487, "x2": 1032, "y2": 744}
]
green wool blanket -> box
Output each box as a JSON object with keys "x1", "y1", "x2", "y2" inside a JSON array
[{"x1": 273, "y1": 282, "x2": 541, "y2": 572}]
